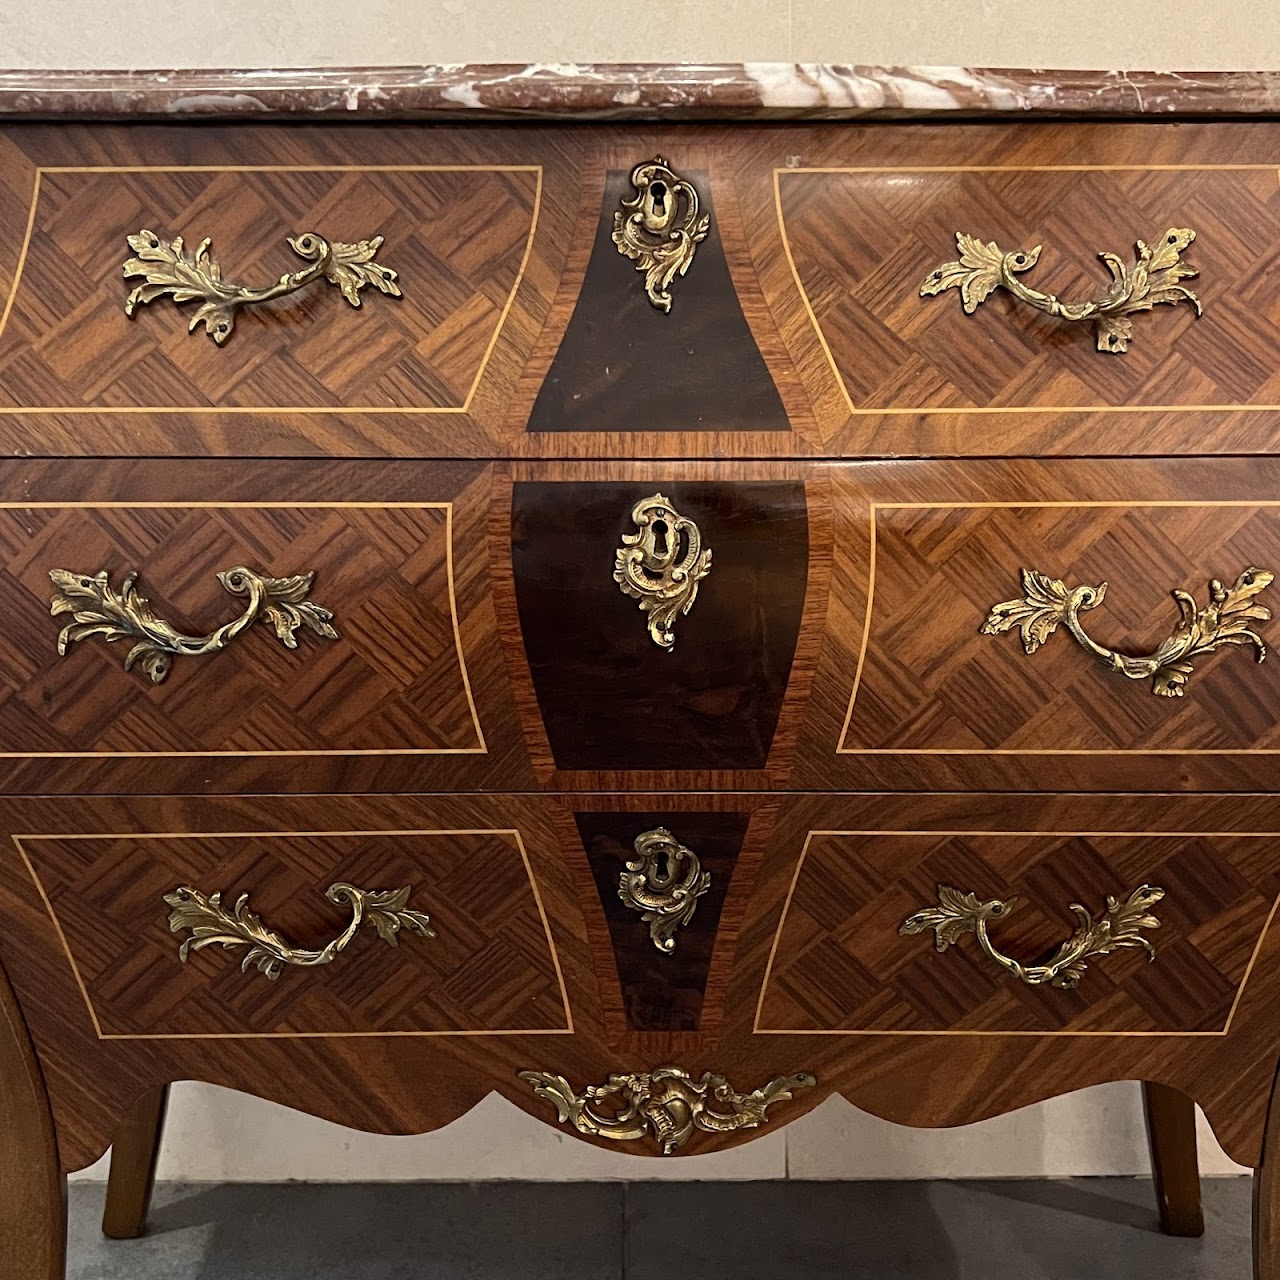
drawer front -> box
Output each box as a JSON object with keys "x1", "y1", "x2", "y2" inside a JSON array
[
  {"x1": 20, "y1": 827, "x2": 571, "y2": 1038},
  {"x1": 6, "y1": 791, "x2": 1280, "y2": 1173},
  {"x1": 0, "y1": 458, "x2": 535, "y2": 794},
  {"x1": 798, "y1": 456, "x2": 1280, "y2": 792},
  {"x1": 8, "y1": 457, "x2": 1280, "y2": 794},
  {"x1": 4, "y1": 121, "x2": 1280, "y2": 460},
  {"x1": 0, "y1": 794, "x2": 590, "y2": 1045},
  {"x1": 756, "y1": 827, "x2": 1272, "y2": 1035},
  {"x1": 772, "y1": 165, "x2": 1264, "y2": 414}
]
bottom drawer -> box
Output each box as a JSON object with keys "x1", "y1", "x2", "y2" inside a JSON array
[{"x1": 3, "y1": 791, "x2": 1280, "y2": 1173}]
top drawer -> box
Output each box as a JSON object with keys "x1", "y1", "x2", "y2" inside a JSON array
[{"x1": 2, "y1": 121, "x2": 1279, "y2": 459}]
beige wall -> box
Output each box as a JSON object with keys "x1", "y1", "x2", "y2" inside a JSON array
[
  {"x1": 13, "y1": 2, "x2": 1259, "y2": 1183},
  {"x1": 5, "y1": 0, "x2": 1280, "y2": 69}
]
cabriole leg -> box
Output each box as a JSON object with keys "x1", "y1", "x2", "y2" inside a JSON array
[
  {"x1": 1143, "y1": 1081, "x2": 1204, "y2": 1237},
  {"x1": 0, "y1": 960, "x2": 65, "y2": 1280},
  {"x1": 102, "y1": 1085, "x2": 169, "y2": 1240}
]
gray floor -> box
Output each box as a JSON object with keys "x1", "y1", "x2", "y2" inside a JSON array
[{"x1": 66, "y1": 1177, "x2": 1253, "y2": 1279}]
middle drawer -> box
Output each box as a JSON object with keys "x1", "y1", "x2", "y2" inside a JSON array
[{"x1": 2, "y1": 457, "x2": 1279, "y2": 793}]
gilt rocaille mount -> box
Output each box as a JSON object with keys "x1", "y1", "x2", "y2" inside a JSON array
[
  {"x1": 920, "y1": 227, "x2": 1201, "y2": 352},
  {"x1": 618, "y1": 826, "x2": 710, "y2": 954},
  {"x1": 982, "y1": 566, "x2": 1273, "y2": 697},
  {"x1": 612, "y1": 157, "x2": 709, "y2": 312},
  {"x1": 613, "y1": 492, "x2": 712, "y2": 649},
  {"x1": 123, "y1": 228, "x2": 401, "y2": 344},
  {"x1": 49, "y1": 566, "x2": 338, "y2": 684},
  {"x1": 165, "y1": 883, "x2": 435, "y2": 982},
  {"x1": 900, "y1": 883, "x2": 1164, "y2": 990},
  {"x1": 518, "y1": 1067, "x2": 816, "y2": 1154}
]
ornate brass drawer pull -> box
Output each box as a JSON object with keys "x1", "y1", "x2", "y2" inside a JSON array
[
  {"x1": 982, "y1": 566, "x2": 1272, "y2": 698},
  {"x1": 123, "y1": 228, "x2": 401, "y2": 345},
  {"x1": 900, "y1": 884, "x2": 1164, "y2": 990},
  {"x1": 613, "y1": 157, "x2": 709, "y2": 313},
  {"x1": 165, "y1": 882, "x2": 436, "y2": 982},
  {"x1": 620, "y1": 827, "x2": 711, "y2": 955},
  {"x1": 519, "y1": 1066, "x2": 815, "y2": 1155},
  {"x1": 614, "y1": 493, "x2": 712, "y2": 649},
  {"x1": 50, "y1": 566, "x2": 338, "y2": 685},
  {"x1": 919, "y1": 227, "x2": 1201, "y2": 353}
]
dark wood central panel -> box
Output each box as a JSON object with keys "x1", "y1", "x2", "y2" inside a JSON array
[
  {"x1": 527, "y1": 170, "x2": 789, "y2": 434},
  {"x1": 509, "y1": 479, "x2": 809, "y2": 772},
  {"x1": 575, "y1": 808, "x2": 749, "y2": 1032}
]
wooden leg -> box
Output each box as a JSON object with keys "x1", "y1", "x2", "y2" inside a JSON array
[
  {"x1": 1256, "y1": 1060, "x2": 1280, "y2": 1280},
  {"x1": 1143, "y1": 1080, "x2": 1205, "y2": 1238},
  {"x1": 101, "y1": 1084, "x2": 169, "y2": 1240},
  {"x1": 0, "y1": 959, "x2": 65, "y2": 1280}
]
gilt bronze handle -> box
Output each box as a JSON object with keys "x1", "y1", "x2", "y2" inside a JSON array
[
  {"x1": 50, "y1": 565, "x2": 338, "y2": 685},
  {"x1": 613, "y1": 492, "x2": 712, "y2": 650},
  {"x1": 900, "y1": 884, "x2": 1164, "y2": 989},
  {"x1": 619, "y1": 827, "x2": 711, "y2": 955},
  {"x1": 612, "y1": 157, "x2": 709, "y2": 313},
  {"x1": 981, "y1": 566, "x2": 1272, "y2": 697},
  {"x1": 919, "y1": 227, "x2": 1201, "y2": 352},
  {"x1": 123, "y1": 228, "x2": 401, "y2": 344},
  {"x1": 165, "y1": 882, "x2": 435, "y2": 982},
  {"x1": 519, "y1": 1065, "x2": 814, "y2": 1155}
]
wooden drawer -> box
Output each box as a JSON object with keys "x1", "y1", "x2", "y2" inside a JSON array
[
  {"x1": 18, "y1": 823, "x2": 571, "y2": 1039},
  {"x1": 4, "y1": 121, "x2": 1280, "y2": 461},
  {"x1": 756, "y1": 826, "x2": 1270, "y2": 1036},
  {"x1": 7, "y1": 457, "x2": 1280, "y2": 794},
  {"x1": 7, "y1": 790, "x2": 1280, "y2": 1173}
]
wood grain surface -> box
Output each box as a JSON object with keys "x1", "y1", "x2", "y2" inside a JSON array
[
  {"x1": 2, "y1": 121, "x2": 1280, "y2": 458},
  {"x1": 1, "y1": 790, "x2": 1279, "y2": 1173},
  {"x1": 3, "y1": 117, "x2": 1280, "y2": 1263},
  {"x1": 526, "y1": 169, "x2": 789, "y2": 434},
  {"x1": 0, "y1": 954, "x2": 64, "y2": 1278},
  {"x1": 0, "y1": 457, "x2": 1279, "y2": 793}
]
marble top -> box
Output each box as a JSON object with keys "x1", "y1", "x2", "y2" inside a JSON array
[{"x1": 0, "y1": 64, "x2": 1278, "y2": 118}]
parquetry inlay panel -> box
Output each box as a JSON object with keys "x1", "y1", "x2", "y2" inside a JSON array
[
  {"x1": 0, "y1": 166, "x2": 540, "y2": 411},
  {"x1": 17, "y1": 828, "x2": 571, "y2": 1037},
  {"x1": 0, "y1": 503, "x2": 484, "y2": 756},
  {"x1": 757, "y1": 830, "x2": 1278, "y2": 1034},
  {"x1": 777, "y1": 166, "x2": 1280, "y2": 412},
  {"x1": 839, "y1": 503, "x2": 1280, "y2": 754}
]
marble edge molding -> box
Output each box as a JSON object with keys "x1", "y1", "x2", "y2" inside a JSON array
[{"x1": 1, "y1": 64, "x2": 1280, "y2": 119}]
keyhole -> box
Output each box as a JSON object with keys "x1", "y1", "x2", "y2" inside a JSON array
[
  {"x1": 650, "y1": 180, "x2": 667, "y2": 216},
  {"x1": 651, "y1": 519, "x2": 669, "y2": 556}
]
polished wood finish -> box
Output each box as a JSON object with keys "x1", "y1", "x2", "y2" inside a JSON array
[
  {"x1": 5, "y1": 167, "x2": 537, "y2": 413},
  {"x1": 13, "y1": 113, "x2": 1280, "y2": 1271},
  {"x1": 101, "y1": 1085, "x2": 168, "y2": 1241},
  {"x1": 776, "y1": 166, "x2": 1258, "y2": 414},
  {"x1": 1256, "y1": 1059, "x2": 1280, "y2": 1279},
  {"x1": 527, "y1": 169, "x2": 789, "y2": 434},
  {"x1": 21, "y1": 826, "x2": 568, "y2": 1036},
  {"x1": 1143, "y1": 1081, "x2": 1204, "y2": 1238},
  {"x1": 0, "y1": 955, "x2": 65, "y2": 1279},
  {"x1": 3, "y1": 121, "x2": 1280, "y2": 459},
  {"x1": 510, "y1": 477, "x2": 808, "y2": 772},
  {"x1": 758, "y1": 829, "x2": 1271, "y2": 1033},
  {"x1": 575, "y1": 809, "x2": 749, "y2": 1030},
  {"x1": 3, "y1": 454, "x2": 1280, "y2": 795},
  {"x1": 1, "y1": 790, "x2": 1280, "y2": 1175}
]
